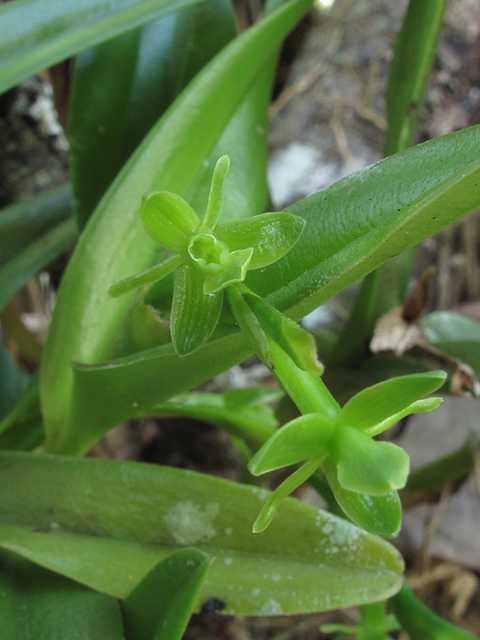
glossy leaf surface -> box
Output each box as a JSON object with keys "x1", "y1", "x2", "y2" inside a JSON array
[
  {"x1": 384, "y1": 0, "x2": 448, "y2": 156},
  {"x1": 67, "y1": 127, "x2": 480, "y2": 452},
  {"x1": 0, "y1": 452, "x2": 403, "y2": 614},
  {"x1": 122, "y1": 549, "x2": 209, "y2": 640},
  {"x1": 40, "y1": 0, "x2": 312, "y2": 454},
  {"x1": 339, "y1": 371, "x2": 446, "y2": 433},
  {"x1": 0, "y1": 0, "x2": 210, "y2": 96},
  {"x1": 0, "y1": 549, "x2": 124, "y2": 640}
]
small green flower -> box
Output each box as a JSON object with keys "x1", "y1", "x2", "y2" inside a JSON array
[
  {"x1": 109, "y1": 155, "x2": 305, "y2": 355},
  {"x1": 248, "y1": 370, "x2": 447, "y2": 532}
]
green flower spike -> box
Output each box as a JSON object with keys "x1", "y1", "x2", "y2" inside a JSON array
[
  {"x1": 249, "y1": 370, "x2": 447, "y2": 533},
  {"x1": 109, "y1": 155, "x2": 306, "y2": 355}
]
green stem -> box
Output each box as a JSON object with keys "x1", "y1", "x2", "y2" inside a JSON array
[
  {"x1": 358, "y1": 601, "x2": 393, "y2": 640},
  {"x1": 390, "y1": 580, "x2": 477, "y2": 640}
]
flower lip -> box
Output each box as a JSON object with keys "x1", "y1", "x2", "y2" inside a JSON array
[{"x1": 188, "y1": 233, "x2": 230, "y2": 274}]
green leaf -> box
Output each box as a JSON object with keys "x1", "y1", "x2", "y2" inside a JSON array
[
  {"x1": 0, "y1": 549, "x2": 124, "y2": 640},
  {"x1": 323, "y1": 458, "x2": 402, "y2": 538},
  {"x1": 421, "y1": 311, "x2": 480, "y2": 343},
  {"x1": 0, "y1": 452, "x2": 404, "y2": 614},
  {"x1": 384, "y1": 0, "x2": 448, "y2": 156},
  {"x1": 122, "y1": 549, "x2": 210, "y2": 640},
  {"x1": 108, "y1": 254, "x2": 183, "y2": 298},
  {"x1": 0, "y1": 185, "x2": 72, "y2": 269},
  {"x1": 339, "y1": 371, "x2": 446, "y2": 433},
  {"x1": 69, "y1": 0, "x2": 237, "y2": 228},
  {"x1": 142, "y1": 192, "x2": 200, "y2": 251},
  {"x1": 215, "y1": 212, "x2": 306, "y2": 269},
  {"x1": 227, "y1": 286, "x2": 273, "y2": 368},
  {"x1": 247, "y1": 126, "x2": 480, "y2": 321},
  {"x1": 0, "y1": 218, "x2": 78, "y2": 314},
  {"x1": 0, "y1": 376, "x2": 44, "y2": 452},
  {"x1": 248, "y1": 414, "x2": 336, "y2": 475},
  {"x1": 171, "y1": 264, "x2": 223, "y2": 355},
  {"x1": 0, "y1": 0, "x2": 211, "y2": 96},
  {"x1": 0, "y1": 347, "x2": 28, "y2": 423},
  {"x1": 200, "y1": 155, "x2": 231, "y2": 232},
  {"x1": 40, "y1": 0, "x2": 313, "y2": 454},
  {"x1": 330, "y1": 427, "x2": 410, "y2": 496}
]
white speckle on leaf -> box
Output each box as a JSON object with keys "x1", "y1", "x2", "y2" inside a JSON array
[
  {"x1": 224, "y1": 557, "x2": 233, "y2": 566},
  {"x1": 251, "y1": 588, "x2": 261, "y2": 597},
  {"x1": 258, "y1": 599, "x2": 283, "y2": 615},
  {"x1": 225, "y1": 527, "x2": 233, "y2": 536},
  {"x1": 164, "y1": 501, "x2": 219, "y2": 545},
  {"x1": 271, "y1": 573, "x2": 281, "y2": 582}
]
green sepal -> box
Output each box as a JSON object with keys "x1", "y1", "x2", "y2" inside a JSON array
[
  {"x1": 330, "y1": 426, "x2": 410, "y2": 496},
  {"x1": 252, "y1": 454, "x2": 325, "y2": 533},
  {"x1": 108, "y1": 254, "x2": 183, "y2": 298},
  {"x1": 141, "y1": 192, "x2": 200, "y2": 252},
  {"x1": 171, "y1": 264, "x2": 223, "y2": 355},
  {"x1": 323, "y1": 458, "x2": 402, "y2": 538},
  {"x1": 122, "y1": 548, "x2": 210, "y2": 640},
  {"x1": 203, "y1": 248, "x2": 253, "y2": 294},
  {"x1": 200, "y1": 155, "x2": 230, "y2": 232},
  {"x1": 227, "y1": 286, "x2": 272, "y2": 367},
  {"x1": 248, "y1": 414, "x2": 337, "y2": 476},
  {"x1": 365, "y1": 397, "x2": 443, "y2": 437},
  {"x1": 339, "y1": 371, "x2": 446, "y2": 433},
  {"x1": 241, "y1": 290, "x2": 323, "y2": 374},
  {"x1": 215, "y1": 212, "x2": 305, "y2": 270}
]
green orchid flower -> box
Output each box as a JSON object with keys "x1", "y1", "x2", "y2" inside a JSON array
[
  {"x1": 248, "y1": 370, "x2": 447, "y2": 533},
  {"x1": 109, "y1": 155, "x2": 305, "y2": 355}
]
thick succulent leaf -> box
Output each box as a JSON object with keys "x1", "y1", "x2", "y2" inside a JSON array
[
  {"x1": 0, "y1": 218, "x2": 78, "y2": 313},
  {"x1": 171, "y1": 265, "x2": 223, "y2": 355},
  {"x1": 40, "y1": 0, "x2": 313, "y2": 454},
  {"x1": 247, "y1": 126, "x2": 480, "y2": 320},
  {"x1": 141, "y1": 192, "x2": 200, "y2": 251},
  {"x1": 0, "y1": 549, "x2": 124, "y2": 640},
  {"x1": 330, "y1": 427, "x2": 410, "y2": 496},
  {"x1": 339, "y1": 371, "x2": 446, "y2": 433},
  {"x1": 215, "y1": 212, "x2": 305, "y2": 269},
  {"x1": 384, "y1": 0, "x2": 448, "y2": 156},
  {"x1": 0, "y1": 0, "x2": 211, "y2": 96},
  {"x1": 143, "y1": 387, "x2": 279, "y2": 450},
  {"x1": 0, "y1": 185, "x2": 72, "y2": 269},
  {"x1": 0, "y1": 452, "x2": 404, "y2": 614},
  {"x1": 122, "y1": 549, "x2": 210, "y2": 640},
  {"x1": 108, "y1": 254, "x2": 183, "y2": 298},
  {"x1": 249, "y1": 414, "x2": 336, "y2": 475},
  {"x1": 323, "y1": 458, "x2": 402, "y2": 538}
]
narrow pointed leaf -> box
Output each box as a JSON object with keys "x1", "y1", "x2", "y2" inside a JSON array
[
  {"x1": 215, "y1": 213, "x2": 305, "y2": 269},
  {"x1": 249, "y1": 414, "x2": 336, "y2": 475},
  {"x1": 0, "y1": 550, "x2": 124, "y2": 640},
  {"x1": 323, "y1": 458, "x2": 402, "y2": 538},
  {"x1": 0, "y1": 0, "x2": 211, "y2": 96},
  {"x1": 122, "y1": 549, "x2": 210, "y2": 640},
  {"x1": 227, "y1": 286, "x2": 272, "y2": 367},
  {"x1": 339, "y1": 371, "x2": 446, "y2": 433},
  {"x1": 41, "y1": 0, "x2": 313, "y2": 454},
  {"x1": 0, "y1": 218, "x2": 78, "y2": 313},
  {"x1": 203, "y1": 248, "x2": 253, "y2": 294},
  {"x1": 109, "y1": 254, "x2": 183, "y2": 298},
  {"x1": 200, "y1": 154, "x2": 230, "y2": 232},
  {"x1": 330, "y1": 427, "x2": 410, "y2": 496},
  {"x1": 0, "y1": 453, "x2": 404, "y2": 614},
  {"x1": 171, "y1": 265, "x2": 223, "y2": 355},
  {"x1": 421, "y1": 311, "x2": 480, "y2": 343},
  {"x1": 141, "y1": 192, "x2": 200, "y2": 251}
]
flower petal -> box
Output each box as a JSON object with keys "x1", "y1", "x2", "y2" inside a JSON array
[
  {"x1": 215, "y1": 212, "x2": 305, "y2": 269},
  {"x1": 171, "y1": 264, "x2": 223, "y2": 355},
  {"x1": 108, "y1": 254, "x2": 183, "y2": 298},
  {"x1": 199, "y1": 155, "x2": 230, "y2": 233},
  {"x1": 141, "y1": 192, "x2": 200, "y2": 252}
]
